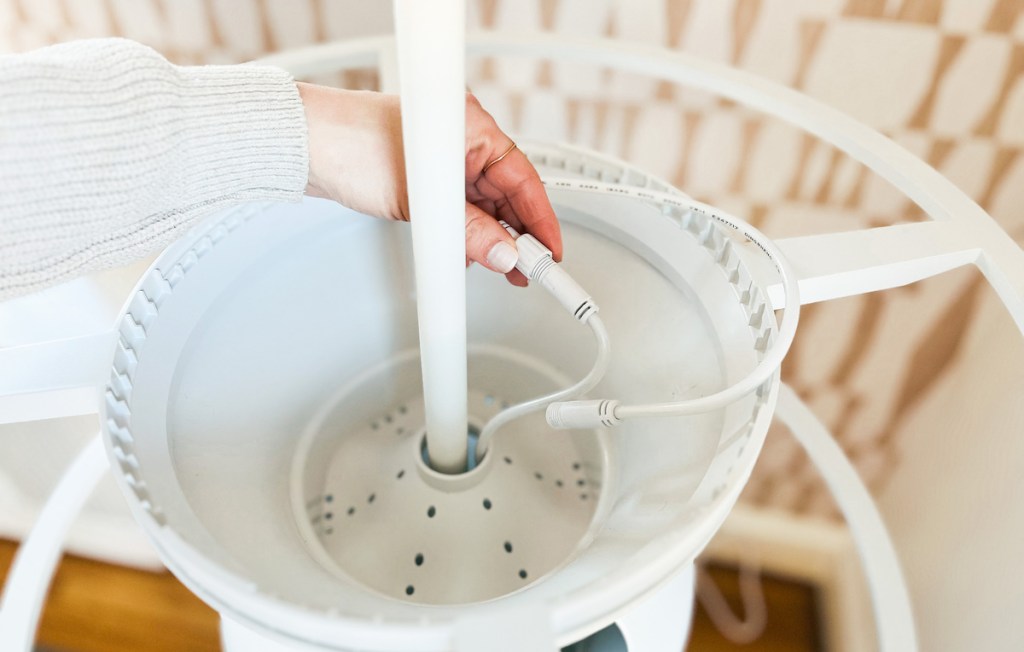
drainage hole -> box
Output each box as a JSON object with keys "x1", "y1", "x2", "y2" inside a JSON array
[
  {"x1": 324, "y1": 494, "x2": 334, "y2": 503},
  {"x1": 482, "y1": 498, "x2": 492, "y2": 510},
  {"x1": 577, "y1": 479, "x2": 586, "y2": 487},
  {"x1": 427, "y1": 506, "x2": 436, "y2": 518},
  {"x1": 580, "y1": 493, "x2": 588, "y2": 501},
  {"x1": 504, "y1": 541, "x2": 513, "y2": 553},
  {"x1": 324, "y1": 512, "x2": 333, "y2": 520},
  {"x1": 406, "y1": 585, "x2": 415, "y2": 596},
  {"x1": 347, "y1": 507, "x2": 356, "y2": 516},
  {"x1": 367, "y1": 493, "x2": 376, "y2": 504},
  {"x1": 396, "y1": 469, "x2": 406, "y2": 479},
  {"x1": 385, "y1": 415, "x2": 393, "y2": 423},
  {"x1": 555, "y1": 480, "x2": 564, "y2": 488},
  {"x1": 518, "y1": 569, "x2": 528, "y2": 580},
  {"x1": 415, "y1": 553, "x2": 424, "y2": 566},
  {"x1": 573, "y1": 462, "x2": 581, "y2": 471},
  {"x1": 503, "y1": 456, "x2": 513, "y2": 465},
  {"x1": 398, "y1": 405, "x2": 408, "y2": 414},
  {"x1": 534, "y1": 472, "x2": 543, "y2": 481}
]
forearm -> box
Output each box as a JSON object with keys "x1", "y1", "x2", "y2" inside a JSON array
[{"x1": 0, "y1": 38, "x2": 308, "y2": 299}]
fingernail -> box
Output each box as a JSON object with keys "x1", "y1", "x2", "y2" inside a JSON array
[{"x1": 486, "y1": 241, "x2": 518, "y2": 273}]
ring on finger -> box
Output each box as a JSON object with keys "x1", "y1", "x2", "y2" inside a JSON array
[{"x1": 482, "y1": 142, "x2": 517, "y2": 174}]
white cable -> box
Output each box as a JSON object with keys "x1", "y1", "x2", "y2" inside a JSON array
[
  {"x1": 695, "y1": 560, "x2": 768, "y2": 645},
  {"x1": 476, "y1": 316, "x2": 610, "y2": 460},
  {"x1": 475, "y1": 223, "x2": 612, "y2": 460},
  {"x1": 542, "y1": 179, "x2": 800, "y2": 429},
  {"x1": 0, "y1": 434, "x2": 108, "y2": 652}
]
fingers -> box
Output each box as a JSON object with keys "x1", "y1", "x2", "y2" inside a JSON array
[
  {"x1": 479, "y1": 147, "x2": 563, "y2": 261},
  {"x1": 505, "y1": 268, "x2": 528, "y2": 287},
  {"x1": 465, "y1": 202, "x2": 520, "y2": 276},
  {"x1": 465, "y1": 94, "x2": 563, "y2": 262}
]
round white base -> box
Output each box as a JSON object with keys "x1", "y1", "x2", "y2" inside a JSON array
[{"x1": 291, "y1": 348, "x2": 610, "y2": 605}]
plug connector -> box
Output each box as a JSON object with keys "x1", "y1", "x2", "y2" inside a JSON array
[
  {"x1": 546, "y1": 399, "x2": 622, "y2": 429},
  {"x1": 500, "y1": 221, "x2": 597, "y2": 322}
]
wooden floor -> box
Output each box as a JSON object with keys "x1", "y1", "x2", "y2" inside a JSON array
[
  {"x1": 690, "y1": 565, "x2": 821, "y2": 652},
  {"x1": 1, "y1": 539, "x2": 820, "y2": 651}
]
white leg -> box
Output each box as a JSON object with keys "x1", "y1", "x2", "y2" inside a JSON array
[
  {"x1": 615, "y1": 563, "x2": 695, "y2": 652},
  {"x1": 0, "y1": 434, "x2": 108, "y2": 652},
  {"x1": 777, "y1": 384, "x2": 917, "y2": 652}
]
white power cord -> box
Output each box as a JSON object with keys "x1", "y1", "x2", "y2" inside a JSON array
[
  {"x1": 479, "y1": 205, "x2": 907, "y2": 649},
  {"x1": 542, "y1": 179, "x2": 801, "y2": 430},
  {"x1": 695, "y1": 559, "x2": 768, "y2": 646},
  {"x1": 480, "y1": 184, "x2": 800, "y2": 446},
  {"x1": 476, "y1": 223, "x2": 612, "y2": 460}
]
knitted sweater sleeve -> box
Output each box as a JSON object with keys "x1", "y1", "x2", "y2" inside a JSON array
[{"x1": 0, "y1": 38, "x2": 309, "y2": 299}]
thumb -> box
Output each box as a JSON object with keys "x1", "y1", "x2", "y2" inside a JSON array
[{"x1": 465, "y1": 202, "x2": 519, "y2": 275}]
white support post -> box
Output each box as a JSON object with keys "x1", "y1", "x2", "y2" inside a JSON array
[{"x1": 393, "y1": 0, "x2": 469, "y2": 473}]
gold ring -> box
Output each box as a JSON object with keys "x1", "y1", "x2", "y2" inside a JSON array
[{"x1": 482, "y1": 142, "x2": 517, "y2": 174}]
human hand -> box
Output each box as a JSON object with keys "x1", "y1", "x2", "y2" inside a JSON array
[{"x1": 298, "y1": 83, "x2": 561, "y2": 286}]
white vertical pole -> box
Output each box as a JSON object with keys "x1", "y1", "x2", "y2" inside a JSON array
[{"x1": 393, "y1": 0, "x2": 468, "y2": 473}]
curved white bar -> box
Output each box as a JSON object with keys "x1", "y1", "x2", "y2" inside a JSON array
[
  {"x1": 777, "y1": 384, "x2": 917, "y2": 652},
  {"x1": 255, "y1": 36, "x2": 392, "y2": 77},
  {"x1": 0, "y1": 435, "x2": 109, "y2": 652},
  {"x1": 462, "y1": 33, "x2": 1024, "y2": 333},
  {"x1": 263, "y1": 33, "x2": 1024, "y2": 334}
]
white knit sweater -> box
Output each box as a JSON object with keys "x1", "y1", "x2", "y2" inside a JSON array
[{"x1": 0, "y1": 38, "x2": 309, "y2": 299}]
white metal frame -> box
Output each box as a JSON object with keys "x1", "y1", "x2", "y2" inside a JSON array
[{"x1": 2, "y1": 32, "x2": 1022, "y2": 652}]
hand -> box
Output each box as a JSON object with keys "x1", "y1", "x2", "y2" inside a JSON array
[{"x1": 298, "y1": 83, "x2": 561, "y2": 286}]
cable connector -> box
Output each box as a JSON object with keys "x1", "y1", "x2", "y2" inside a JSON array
[
  {"x1": 500, "y1": 221, "x2": 597, "y2": 322},
  {"x1": 546, "y1": 399, "x2": 622, "y2": 429}
]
